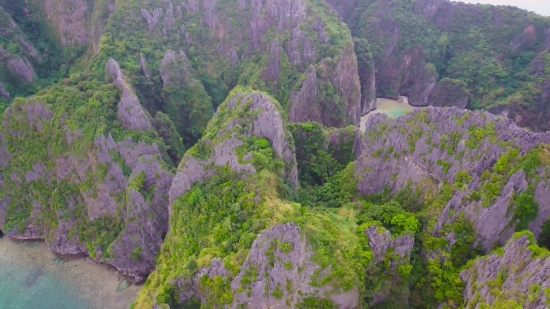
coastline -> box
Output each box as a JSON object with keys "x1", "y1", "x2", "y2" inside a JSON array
[{"x1": 0, "y1": 237, "x2": 140, "y2": 309}]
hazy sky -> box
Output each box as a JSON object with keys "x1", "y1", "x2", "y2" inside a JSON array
[{"x1": 459, "y1": 0, "x2": 550, "y2": 16}]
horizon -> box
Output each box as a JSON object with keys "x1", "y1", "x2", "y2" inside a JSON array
[{"x1": 459, "y1": 0, "x2": 550, "y2": 16}]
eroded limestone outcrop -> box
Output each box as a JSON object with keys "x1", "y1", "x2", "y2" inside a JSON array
[
  {"x1": 106, "y1": 59, "x2": 153, "y2": 131},
  {"x1": 43, "y1": 0, "x2": 90, "y2": 46},
  {"x1": 460, "y1": 232, "x2": 550, "y2": 308},
  {"x1": 134, "y1": 0, "x2": 360, "y2": 127},
  {"x1": 340, "y1": 0, "x2": 550, "y2": 130},
  {"x1": 169, "y1": 89, "x2": 298, "y2": 206},
  {"x1": 175, "y1": 223, "x2": 359, "y2": 308},
  {"x1": 0, "y1": 79, "x2": 172, "y2": 281},
  {"x1": 0, "y1": 83, "x2": 10, "y2": 101},
  {"x1": 0, "y1": 46, "x2": 36, "y2": 83},
  {"x1": 427, "y1": 78, "x2": 469, "y2": 109},
  {"x1": 364, "y1": 225, "x2": 414, "y2": 306},
  {"x1": 356, "y1": 107, "x2": 550, "y2": 251}
]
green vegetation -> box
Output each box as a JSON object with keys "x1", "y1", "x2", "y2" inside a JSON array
[
  {"x1": 0, "y1": 67, "x2": 169, "y2": 259},
  {"x1": 349, "y1": 0, "x2": 550, "y2": 130},
  {"x1": 289, "y1": 122, "x2": 357, "y2": 207},
  {"x1": 2, "y1": 1, "x2": 550, "y2": 308}
]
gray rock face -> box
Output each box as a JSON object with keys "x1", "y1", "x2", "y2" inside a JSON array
[
  {"x1": 140, "y1": 53, "x2": 151, "y2": 82},
  {"x1": 365, "y1": 226, "x2": 414, "y2": 264},
  {"x1": 90, "y1": 0, "x2": 115, "y2": 54},
  {"x1": 107, "y1": 155, "x2": 173, "y2": 280},
  {"x1": 336, "y1": 45, "x2": 362, "y2": 126},
  {"x1": 0, "y1": 47, "x2": 36, "y2": 83},
  {"x1": 353, "y1": 38, "x2": 377, "y2": 115},
  {"x1": 365, "y1": 225, "x2": 414, "y2": 305},
  {"x1": 106, "y1": 59, "x2": 153, "y2": 131},
  {"x1": 0, "y1": 99, "x2": 172, "y2": 280},
  {"x1": 0, "y1": 83, "x2": 10, "y2": 101},
  {"x1": 289, "y1": 67, "x2": 318, "y2": 123},
  {"x1": 44, "y1": 0, "x2": 89, "y2": 45},
  {"x1": 159, "y1": 49, "x2": 192, "y2": 87},
  {"x1": 0, "y1": 6, "x2": 41, "y2": 63},
  {"x1": 289, "y1": 45, "x2": 361, "y2": 127},
  {"x1": 135, "y1": 0, "x2": 360, "y2": 128},
  {"x1": 249, "y1": 93, "x2": 299, "y2": 187},
  {"x1": 231, "y1": 223, "x2": 359, "y2": 308},
  {"x1": 169, "y1": 91, "x2": 298, "y2": 206},
  {"x1": 356, "y1": 107, "x2": 550, "y2": 251},
  {"x1": 176, "y1": 223, "x2": 359, "y2": 309},
  {"x1": 460, "y1": 234, "x2": 550, "y2": 307},
  {"x1": 407, "y1": 63, "x2": 438, "y2": 107},
  {"x1": 263, "y1": 38, "x2": 282, "y2": 82},
  {"x1": 427, "y1": 78, "x2": 469, "y2": 109}
]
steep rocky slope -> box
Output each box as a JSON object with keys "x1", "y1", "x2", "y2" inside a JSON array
[
  {"x1": 460, "y1": 231, "x2": 550, "y2": 308},
  {"x1": 135, "y1": 89, "x2": 370, "y2": 308},
  {"x1": 2, "y1": 0, "x2": 550, "y2": 308},
  {"x1": 96, "y1": 0, "x2": 361, "y2": 138},
  {"x1": 0, "y1": 0, "x2": 362, "y2": 283},
  {"x1": 0, "y1": 6, "x2": 38, "y2": 90},
  {"x1": 357, "y1": 107, "x2": 550, "y2": 251},
  {"x1": 0, "y1": 59, "x2": 173, "y2": 281},
  {"x1": 328, "y1": 0, "x2": 550, "y2": 131},
  {"x1": 353, "y1": 107, "x2": 550, "y2": 307}
]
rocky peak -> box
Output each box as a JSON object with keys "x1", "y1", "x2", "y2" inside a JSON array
[
  {"x1": 460, "y1": 231, "x2": 550, "y2": 307},
  {"x1": 159, "y1": 49, "x2": 192, "y2": 87},
  {"x1": 0, "y1": 46, "x2": 36, "y2": 83},
  {"x1": 106, "y1": 59, "x2": 153, "y2": 131},
  {"x1": 356, "y1": 107, "x2": 550, "y2": 251},
  {"x1": 169, "y1": 89, "x2": 298, "y2": 206},
  {"x1": 43, "y1": 0, "x2": 89, "y2": 45}
]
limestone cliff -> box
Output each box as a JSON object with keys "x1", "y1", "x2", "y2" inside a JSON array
[
  {"x1": 0, "y1": 12, "x2": 38, "y2": 88},
  {"x1": 43, "y1": 0, "x2": 90, "y2": 46},
  {"x1": 460, "y1": 231, "x2": 550, "y2": 308},
  {"x1": 169, "y1": 88, "x2": 298, "y2": 207},
  {"x1": 427, "y1": 78, "x2": 469, "y2": 109},
  {"x1": 134, "y1": 88, "x2": 370, "y2": 309},
  {"x1": 337, "y1": 0, "x2": 550, "y2": 131},
  {"x1": 96, "y1": 0, "x2": 361, "y2": 128},
  {"x1": 0, "y1": 5, "x2": 41, "y2": 63},
  {"x1": 356, "y1": 107, "x2": 550, "y2": 251},
  {"x1": 0, "y1": 62, "x2": 173, "y2": 281},
  {"x1": 364, "y1": 225, "x2": 414, "y2": 306},
  {"x1": 175, "y1": 223, "x2": 359, "y2": 309}
]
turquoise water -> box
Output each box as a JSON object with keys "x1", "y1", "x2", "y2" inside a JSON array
[
  {"x1": 360, "y1": 97, "x2": 415, "y2": 132},
  {"x1": 0, "y1": 238, "x2": 139, "y2": 309},
  {"x1": 0, "y1": 251, "x2": 91, "y2": 309}
]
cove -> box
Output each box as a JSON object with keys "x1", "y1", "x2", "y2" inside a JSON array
[
  {"x1": 360, "y1": 97, "x2": 415, "y2": 132},
  {"x1": 0, "y1": 237, "x2": 140, "y2": 309}
]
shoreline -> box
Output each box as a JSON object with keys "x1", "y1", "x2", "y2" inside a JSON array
[
  {"x1": 360, "y1": 97, "x2": 416, "y2": 132},
  {"x1": 0, "y1": 236, "x2": 140, "y2": 309}
]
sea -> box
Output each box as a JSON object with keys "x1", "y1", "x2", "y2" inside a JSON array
[{"x1": 0, "y1": 237, "x2": 139, "y2": 309}]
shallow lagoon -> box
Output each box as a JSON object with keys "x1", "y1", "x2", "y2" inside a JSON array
[
  {"x1": 360, "y1": 97, "x2": 415, "y2": 132},
  {"x1": 0, "y1": 237, "x2": 139, "y2": 309}
]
